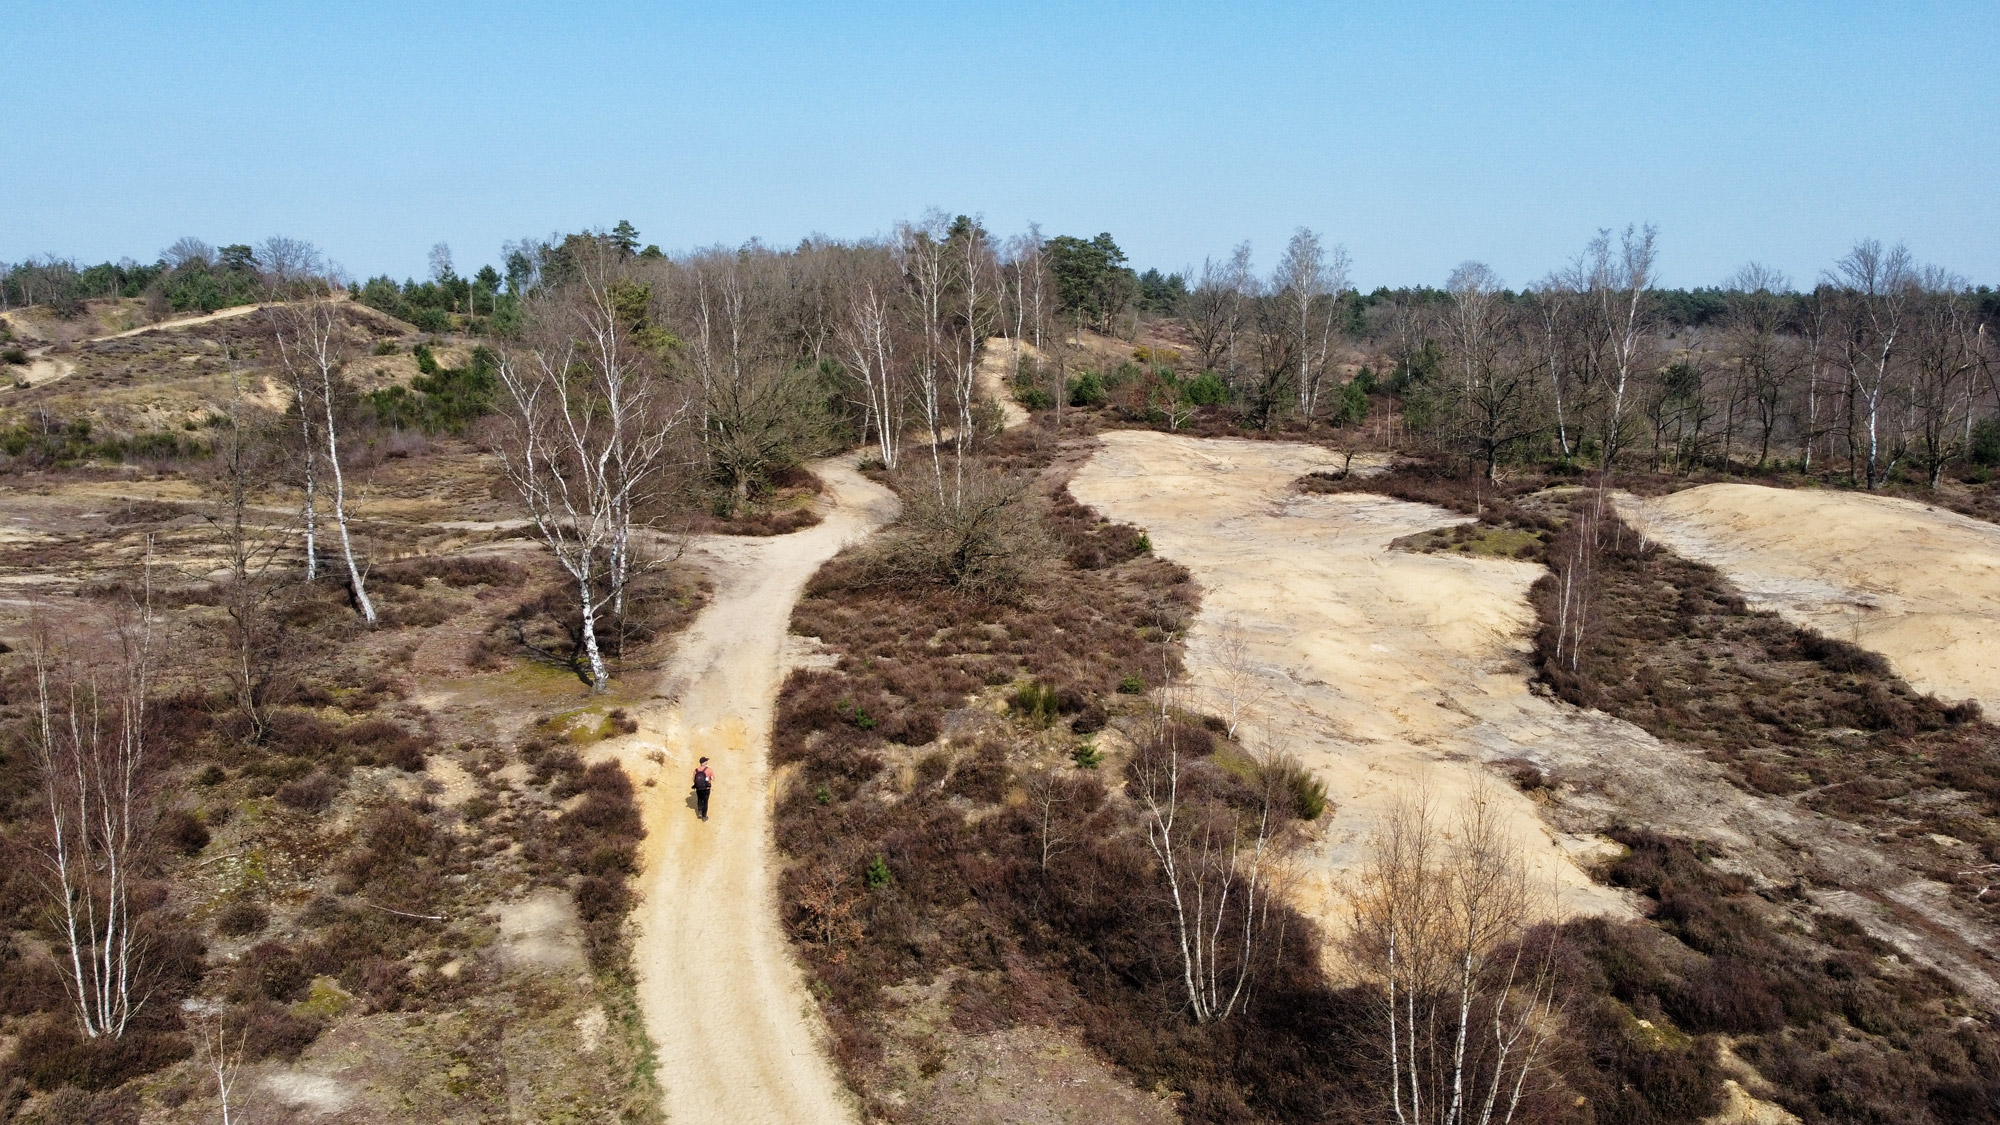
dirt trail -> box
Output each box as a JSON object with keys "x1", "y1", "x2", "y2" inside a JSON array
[
  {"x1": 976, "y1": 339, "x2": 1032, "y2": 429},
  {"x1": 1620, "y1": 483, "x2": 2000, "y2": 715},
  {"x1": 6, "y1": 302, "x2": 270, "y2": 395},
  {"x1": 98, "y1": 302, "x2": 267, "y2": 339},
  {"x1": 612, "y1": 455, "x2": 894, "y2": 1125},
  {"x1": 1070, "y1": 431, "x2": 1637, "y2": 923}
]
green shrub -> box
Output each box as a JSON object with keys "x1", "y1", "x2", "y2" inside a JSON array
[
  {"x1": 1972, "y1": 418, "x2": 2000, "y2": 467},
  {"x1": 1009, "y1": 681, "x2": 1061, "y2": 727},
  {"x1": 1117, "y1": 674, "x2": 1146, "y2": 694},
  {"x1": 371, "y1": 339, "x2": 399, "y2": 356},
  {"x1": 1069, "y1": 371, "x2": 1107, "y2": 407},
  {"x1": 1258, "y1": 752, "x2": 1328, "y2": 819},
  {"x1": 1183, "y1": 371, "x2": 1227, "y2": 406},
  {"x1": 407, "y1": 307, "x2": 451, "y2": 333},
  {"x1": 865, "y1": 854, "x2": 892, "y2": 889},
  {"x1": 1072, "y1": 741, "x2": 1104, "y2": 769},
  {"x1": 0, "y1": 348, "x2": 27, "y2": 366}
]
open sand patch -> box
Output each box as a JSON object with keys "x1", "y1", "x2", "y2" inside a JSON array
[
  {"x1": 1070, "y1": 431, "x2": 1639, "y2": 924},
  {"x1": 1620, "y1": 483, "x2": 2000, "y2": 715}
]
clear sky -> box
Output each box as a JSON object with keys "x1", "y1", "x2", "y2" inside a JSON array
[{"x1": 6, "y1": 1, "x2": 1996, "y2": 290}]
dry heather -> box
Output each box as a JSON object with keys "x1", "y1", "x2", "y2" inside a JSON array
[
  {"x1": 768, "y1": 426, "x2": 1790, "y2": 1125},
  {"x1": 0, "y1": 412, "x2": 706, "y2": 1123}
]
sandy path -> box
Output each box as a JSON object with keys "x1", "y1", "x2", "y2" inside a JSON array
[
  {"x1": 976, "y1": 339, "x2": 1032, "y2": 429},
  {"x1": 618, "y1": 455, "x2": 894, "y2": 1124},
  {"x1": 1620, "y1": 483, "x2": 2000, "y2": 715},
  {"x1": 4, "y1": 303, "x2": 271, "y2": 395},
  {"x1": 1070, "y1": 431, "x2": 1636, "y2": 922},
  {"x1": 98, "y1": 302, "x2": 267, "y2": 339}
]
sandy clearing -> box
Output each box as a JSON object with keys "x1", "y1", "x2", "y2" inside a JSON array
[
  {"x1": 1620, "y1": 483, "x2": 2000, "y2": 715},
  {"x1": 1070, "y1": 431, "x2": 1641, "y2": 924},
  {"x1": 11, "y1": 350, "x2": 74, "y2": 390},
  {"x1": 608, "y1": 454, "x2": 895, "y2": 1125}
]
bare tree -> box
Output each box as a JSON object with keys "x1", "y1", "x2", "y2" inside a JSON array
[
  {"x1": 1827, "y1": 238, "x2": 1915, "y2": 488},
  {"x1": 1445, "y1": 263, "x2": 1540, "y2": 481},
  {"x1": 895, "y1": 215, "x2": 954, "y2": 503},
  {"x1": 201, "y1": 344, "x2": 291, "y2": 741},
  {"x1": 838, "y1": 272, "x2": 905, "y2": 469},
  {"x1": 1205, "y1": 617, "x2": 1271, "y2": 741},
  {"x1": 1188, "y1": 243, "x2": 1255, "y2": 381},
  {"x1": 264, "y1": 256, "x2": 374, "y2": 620},
  {"x1": 32, "y1": 610, "x2": 157, "y2": 1040},
  {"x1": 1345, "y1": 788, "x2": 1562, "y2": 1125},
  {"x1": 1722, "y1": 263, "x2": 1796, "y2": 469},
  {"x1": 495, "y1": 262, "x2": 688, "y2": 692},
  {"x1": 1908, "y1": 269, "x2": 1980, "y2": 488},
  {"x1": 1275, "y1": 228, "x2": 1351, "y2": 422},
  {"x1": 1023, "y1": 764, "x2": 1088, "y2": 870},
  {"x1": 677, "y1": 248, "x2": 831, "y2": 515},
  {"x1": 1129, "y1": 683, "x2": 1279, "y2": 1025},
  {"x1": 267, "y1": 282, "x2": 374, "y2": 622},
  {"x1": 1583, "y1": 224, "x2": 1658, "y2": 469},
  {"x1": 199, "y1": 1014, "x2": 246, "y2": 1125},
  {"x1": 947, "y1": 218, "x2": 997, "y2": 485}
]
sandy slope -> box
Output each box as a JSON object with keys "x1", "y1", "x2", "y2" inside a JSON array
[
  {"x1": 1620, "y1": 483, "x2": 2000, "y2": 715},
  {"x1": 615, "y1": 456, "x2": 895, "y2": 1125},
  {"x1": 1070, "y1": 431, "x2": 1637, "y2": 924}
]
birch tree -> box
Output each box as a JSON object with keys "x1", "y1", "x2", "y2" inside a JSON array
[
  {"x1": 1275, "y1": 228, "x2": 1351, "y2": 422},
  {"x1": 838, "y1": 274, "x2": 905, "y2": 469},
  {"x1": 1346, "y1": 789, "x2": 1563, "y2": 1125},
  {"x1": 1827, "y1": 239, "x2": 1915, "y2": 489},
  {"x1": 268, "y1": 288, "x2": 373, "y2": 622},
  {"x1": 1908, "y1": 270, "x2": 1980, "y2": 488},
  {"x1": 1128, "y1": 689, "x2": 1281, "y2": 1025},
  {"x1": 895, "y1": 215, "x2": 954, "y2": 504},
  {"x1": 495, "y1": 256, "x2": 688, "y2": 692},
  {"x1": 32, "y1": 610, "x2": 158, "y2": 1040},
  {"x1": 1583, "y1": 224, "x2": 1658, "y2": 469}
]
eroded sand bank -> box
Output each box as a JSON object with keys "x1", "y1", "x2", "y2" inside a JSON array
[
  {"x1": 1620, "y1": 483, "x2": 2000, "y2": 715},
  {"x1": 1070, "y1": 431, "x2": 1640, "y2": 923}
]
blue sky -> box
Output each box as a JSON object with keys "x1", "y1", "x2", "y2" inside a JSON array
[{"x1": 5, "y1": 2, "x2": 1995, "y2": 289}]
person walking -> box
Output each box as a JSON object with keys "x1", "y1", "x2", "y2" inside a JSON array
[{"x1": 692, "y1": 756, "x2": 714, "y2": 821}]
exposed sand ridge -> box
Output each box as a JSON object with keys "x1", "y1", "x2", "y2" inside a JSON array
[{"x1": 1619, "y1": 482, "x2": 2000, "y2": 716}]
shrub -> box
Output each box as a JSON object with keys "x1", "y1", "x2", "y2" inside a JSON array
[
  {"x1": 276, "y1": 771, "x2": 339, "y2": 812},
  {"x1": 215, "y1": 901, "x2": 269, "y2": 937},
  {"x1": 160, "y1": 809, "x2": 209, "y2": 856},
  {"x1": 1069, "y1": 371, "x2": 1107, "y2": 407},
  {"x1": 864, "y1": 854, "x2": 892, "y2": 889},
  {"x1": 231, "y1": 1001, "x2": 324, "y2": 1061},
  {"x1": 1257, "y1": 751, "x2": 1328, "y2": 820},
  {"x1": 1183, "y1": 371, "x2": 1228, "y2": 406},
  {"x1": 0, "y1": 348, "x2": 27, "y2": 366}
]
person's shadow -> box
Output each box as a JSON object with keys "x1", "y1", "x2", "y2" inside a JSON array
[{"x1": 683, "y1": 789, "x2": 699, "y2": 813}]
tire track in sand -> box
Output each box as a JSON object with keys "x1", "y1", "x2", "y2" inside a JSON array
[{"x1": 626, "y1": 455, "x2": 895, "y2": 1124}]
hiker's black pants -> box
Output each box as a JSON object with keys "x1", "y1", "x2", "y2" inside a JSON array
[{"x1": 696, "y1": 787, "x2": 711, "y2": 818}]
